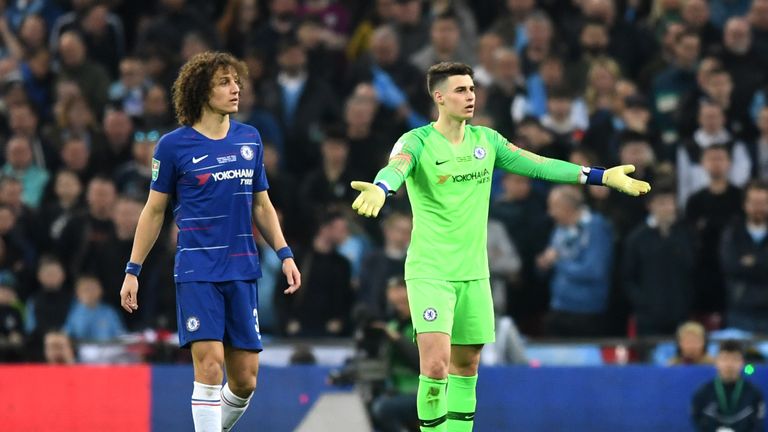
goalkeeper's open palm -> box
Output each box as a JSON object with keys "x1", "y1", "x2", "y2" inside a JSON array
[
  {"x1": 351, "y1": 181, "x2": 385, "y2": 218},
  {"x1": 602, "y1": 165, "x2": 651, "y2": 197}
]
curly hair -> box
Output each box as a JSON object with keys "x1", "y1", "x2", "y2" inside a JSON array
[{"x1": 171, "y1": 52, "x2": 248, "y2": 126}]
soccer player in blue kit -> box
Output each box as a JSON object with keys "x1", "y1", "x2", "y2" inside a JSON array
[{"x1": 119, "y1": 52, "x2": 301, "y2": 432}]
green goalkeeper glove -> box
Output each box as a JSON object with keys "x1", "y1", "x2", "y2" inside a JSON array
[
  {"x1": 351, "y1": 181, "x2": 386, "y2": 218},
  {"x1": 602, "y1": 165, "x2": 651, "y2": 197}
]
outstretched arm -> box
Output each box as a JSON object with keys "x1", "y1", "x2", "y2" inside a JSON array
[{"x1": 493, "y1": 131, "x2": 650, "y2": 196}]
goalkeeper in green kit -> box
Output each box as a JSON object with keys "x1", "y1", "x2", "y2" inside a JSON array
[{"x1": 350, "y1": 62, "x2": 650, "y2": 432}]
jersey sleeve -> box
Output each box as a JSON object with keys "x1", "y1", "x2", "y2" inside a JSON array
[
  {"x1": 488, "y1": 128, "x2": 582, "y2": 184},
  {"x1": 150, "y1": 135, "x2": 176, "y2": 194},
  {"x1": 253, "y1": 132, "x2": 269, "y2": 192},
  {"x1": 373, "y1": 132, "x2": 424, "y2": 192}
]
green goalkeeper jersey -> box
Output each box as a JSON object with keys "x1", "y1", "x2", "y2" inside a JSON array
[{"x1": 374, "y1": 123, "x2": 583, "y2": 281}]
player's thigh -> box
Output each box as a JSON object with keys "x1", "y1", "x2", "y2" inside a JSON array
[
  {"x1": 406, "y1": 279, "x2": 456, "y2": 338},
  {"x1": 221, "y1": 280, "x2": 263, "y2": 352},
  {"x1": 224, "y1": 346, "x2": 259, "y2": 393},
  {"x1": 451, "y1": 279, "x2": 495, "y2": 345},
  {"x1": 176, "y1": 281, "x2": 226, "y2": 348},
  {"x1": 416, "y1": 331, "x2": 451, "y2": 376}
]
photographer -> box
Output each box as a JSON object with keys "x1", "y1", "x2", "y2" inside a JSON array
[
  {"x1": 691, "y1": 340, "x2": 765, "y2": 432},
  {"x1": 368, "y1": 277, "x2": 420, "y2": 432}
]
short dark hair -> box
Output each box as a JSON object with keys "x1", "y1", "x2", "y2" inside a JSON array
[
  {"x1": 701, "y1": 143, "x2": 731, "y2": 158},
  {"x1": 745, "y1": 180, "x2": 768, "y2": 197},
  {"x1": 719, "y1": 339, "x2": 744, "y2": 356},
  {"x1": 426, "y1": 62, "x2": 473, "y2": 94}
]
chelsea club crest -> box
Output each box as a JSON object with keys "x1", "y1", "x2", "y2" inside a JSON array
[
  {"x1": 240, "y1": 145, "x2": 254, "y2": 160},
  {"x1": 186, "y1": 316, "x2": 200, "y2": 332},
  {"x1": 473, "y1": 147, "x2": 486, "y2": 160}
]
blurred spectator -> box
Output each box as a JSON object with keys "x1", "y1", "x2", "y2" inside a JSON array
[
  {"x1": 0, "y1": 176, "x2": 42, "y2": 250},
  {"x1": 584, "y1": 56, "x2": 621, "y2": 117},
  {"x1": 487, "y1": 217, "x2": 521, "y2": 315},
  {"x1": 681, "y1": 0, "x2": 721, "y2": 52},
  {"x1": 250, "y1": 0, "x2": 300, "y2": 61},
  {"x1": 519, "y1": 11, "x2": 559, "y2": 78},
  {"x1": 489, "y1": 0, "x2": 535, "y2": 47},
  {"x1": 410, "y1": 10, "x2": 475, "y2": 73},
  {"x1": 39, "y1": 170, "x2": 84, "y2": 253},
  {"x1": 651, "y1": 29, "x2": 700, "y2": 145},
  {"x1": 344, "y1": 88, "x2": 392, "y2": 180},
  {"x1": 669, "y1": 321, "x2": 714, "y2": 365},
  {"x1": 346, "y1": 0, "x2": 399, "y2": 61},
  {"x1": 538, "y1": 186, "x2": 613, "y2": 337},
  {"x1": 7, "y1": 102, "x2": 58, "y2": 170},
  {"x1": 686, "y1": 144, "x2": 743, "y2": 315},
  {"x1": 750, "y1": 0, "x2": 768, "y2": 59},
  {"x1": 24, "y1": 255, "x2": 71, "y2": 337},
  {"x1": 57, "y1": 176, "x2": 116, "y2": 275},
  {"x1": 81, "y1": 194, "x2": 150, "y2": 325},
  {"x1": 58, "y1": 135, "x2": 93, "y2": 183},
  {"x1": 565, "y1": 20, "x2": 612, "y2": 95},
  {"x1": 0, "y1": 283, "x2": 23, "y2": 361},
  {"x1": 369, "y1": 277, "x2": 419, "y2": 432},
  {"x1": 217, "y1": 0, "x2": 263, "y2": 57},
  {"x1": 266, "y1": 37, "x2": 339, "y2": 174},
  {"x1": 513, "y1": 117, "x2": 562, "y2": 162},
  {"x1": 56, "y1": 31, "x2": 110, "y2": 116},
  {"x1": 2, "y1": 134, "x2": 49, "y2": 209},
  {"x1": 391, "y1": 0, "x2": 428, "y2": 59},
  {"x1": 135, "y1": 0, "x2": 217, "y2": 57},
  {"x1": 114, "y1": 129, "x2": 155, "y2": 196},
  {"x1": 472, "y1": 31, "x2": 502, "y2": 87},
  {"x1": 540, "y1": 86, "x2": 587, "y2": 147},
  {"x1": 490, "y1": 173, "x2": 550, "y2": 334},
  {"x1": 275, "y1": 211, "x2": 353, "y2": 337},
  {"x1": 719, "y1": 17, "x2": 766, "y2": 129},
  {"x1": 677, "y1": 64, "x2": 747, "y2": 142},
  {"x1": 63, "y1": 274, "x2": 125, "y2": 342},
  {"x1": 757, "y1": 107, "x2": 768, "y2": 180},
  {"x1": 139, "y1": 84, "x2": 174, "y2": 131},
  {"x1": 50, "y1": 2, "x2": 126, "y2": 78},
  {"x1": 692, "y1": 340, "x2": 765, "y2": 431},
  {"x1": 108, "y1": 57, "x2": 151, "y2": 118},
  {"x1": 43, "y1": 330, "x2": 76, "y2": 365},
  {"x1": 347, "y1": 25, "x2": 430, "y2": 122},
  {"x1": 638, "y1": 22, "x2": 684, "y2": 93},
  {"x1": 18, "y1": 14, "x2": 48, "y2": 55},
  {"x1": 485, "y1": 47, "x2": 528, "y2": 140},
  {"x1": 721, "y1": 181, "x2": 768, "y2": 332},
  {"x1": 51, "y1": 95, "x2": 104, "y2": 154},
  {"x1": 298, "y1": 126, "x2": 358, "y2": 225},
  {"x1": 96, "y1": 109, "x2": 135, "y2": 174},
  {"x1": 623, "y1": 186, "x2": 695, "y2": 336},
  {"x1": 358, "y1": 211, "x2": 411, "y2": 317},
  {"x1": 677, "y1": 102, "x2": 751, "y2": 207}
]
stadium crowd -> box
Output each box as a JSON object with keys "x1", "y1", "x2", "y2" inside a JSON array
[{"x1": 0, "y1": 0, "x2": 767, "y2": 363}]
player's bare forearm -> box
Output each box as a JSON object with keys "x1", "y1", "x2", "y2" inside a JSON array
[
  {"x1": 129, "y1": 190, "x2": 168, "y2": 264},
  {"x1": 252, "y1": 190, "x2": 288, "y2": 250}
]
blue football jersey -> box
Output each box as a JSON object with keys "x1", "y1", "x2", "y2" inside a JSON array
[{"x1": 150, "y1": 120, "x2": 269, "y2": 282}]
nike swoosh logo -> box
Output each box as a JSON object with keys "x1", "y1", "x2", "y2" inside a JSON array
[
  {"x1": 192, "y1": 155, "x2": 208, "y2": 164},
  {"x1": 435, "y1": 159, "x2": 449, "y2": 165}
]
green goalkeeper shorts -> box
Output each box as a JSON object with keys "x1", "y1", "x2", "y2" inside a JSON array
[{"x1": 406, "y1": 278, "x2": 495, "y2": 345}]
